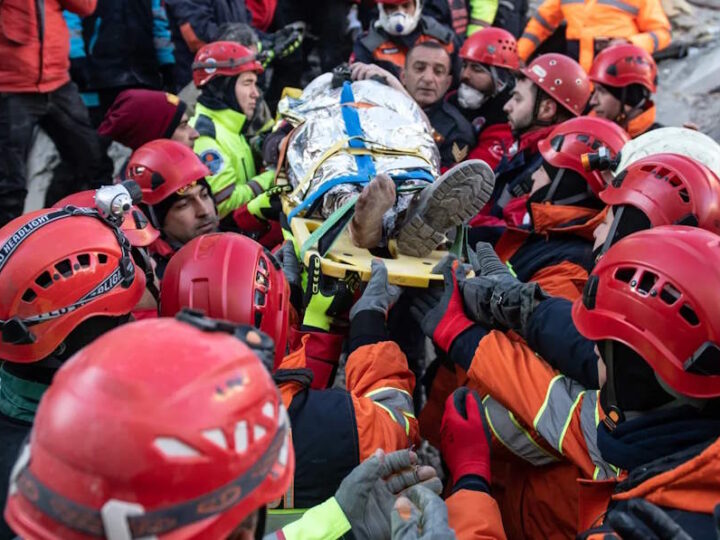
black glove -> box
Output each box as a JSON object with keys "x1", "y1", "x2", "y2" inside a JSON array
[
  {"x1": 605, "y1": 499, "x2": 693, "y2": 540},
  {"x1": 262, "y1": 121, "x2": 293, "y2": 167},
  {"x1": 259, "y1": 23, "x2": 304, "y2": 68},
  {"x1": 302, "y1": 253, "x2": 358, "y2": 331}
]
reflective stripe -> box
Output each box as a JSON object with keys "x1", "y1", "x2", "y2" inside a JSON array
[
  {"x1": 366, "y1": 387, "x2": 414, "y2": 434},
  {"x1": 213, "y1": 184, "x2": 236, "y2": 204},
  {"x1": 483, "y1": 396, "x2": 560, "y2": 466},
  {"x1": 533, "y1": 375, "x2": 585, "y2": 452},
  {"x1": 521, "y1": 32, "x2": 541, "y2": 46},
  {"x1": 649, "y1": 31, "x2": 660, "y2": 51},
  {"x1": 597, "y1": 0, "x2": 639, "y2": 14},
  {"x1": 532, "y1": 10, "x2": 557, "y2": 32},
  {"x1": 579, "y1": 391, "x2": 620, "y2": 480}
]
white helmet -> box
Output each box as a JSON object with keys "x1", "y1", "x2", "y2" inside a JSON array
[
  {"x1": 616, "y1": 127, "x2": 720, "y2": 177},
  {"x1": 377, "y1": 0, "x2": 423, "y2": 36}
]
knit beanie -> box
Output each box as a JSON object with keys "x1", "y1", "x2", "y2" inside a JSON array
[{"x1": 98, "y1": 89, "x2": 187, "y2": 150}]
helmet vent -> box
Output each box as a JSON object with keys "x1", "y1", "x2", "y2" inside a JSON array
[
  {"x1": 660, "y1": 283, "x2": 681, "y2": 305},
  {"x1": 636, "y1": 271, "x2": 657, "y2": 295},
  {"x1": 254, "y1": 424, "x2": 267, "y2": 442},
  {"x1": 234, "y1": 421, "x2": 248, "y2": 453},
  {"x1": 35, "y1": 271, "x2": 53, "y2": 289},
  {"x1": 262, "y1": 401, "x2": 275, "y2": 419},
  {"x1": 55, "y1": 259, "x2": 73, "y2": 278},
  {"x1": 202, "y1": 428, "x2": 228, "y2": 449},
  {"x1": 98, "y1": 254, "x2": 108, "y2": 264},
  {"x1": 677, "y1": 188, "x2": 690, "y2": 204},
  {"x1": 680, "y1": 304, "x2": 699, "y2": 326},
  {"x1": 153, "y1": 437, "x2": 201, "y2": 458},
  {"x1": 614, "y1": 267, "x2": 635, "y2": 284},
  {"x1": 78, "y1": 254, "x2": 91, "y2": 268},
  {"x1": 21, "y1": 289, "x2": 37, "y2": 303}
]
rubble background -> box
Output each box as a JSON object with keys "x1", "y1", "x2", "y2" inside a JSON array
[{"x1": 23, "y1": 3, "x2": 720, "y2": 212}]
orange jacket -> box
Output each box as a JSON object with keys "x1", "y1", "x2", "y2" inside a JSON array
[
  {"x1": 446, "y1": 489, "x2": 508, "y2": 539},
  {"x1": 518, "y1": 0, "x2": 671, "y2": 71},
  {"x1": 0, "y1": 0, "x2": 97, "y2": 93},
  {"x1": 278, "y1": 337, "x2": 419, "y2": 461},
  {"x1": 494, "y1": 203, "x2": 607, "y2": 301}
]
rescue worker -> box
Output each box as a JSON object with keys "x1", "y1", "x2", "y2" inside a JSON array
[
  {"x1": 190, "y1": 41, "x2": 276, "y2": 223},
  {"x1": 3, "y1": 311, "x2": 442, "y2": 539},
  {"x1": 452, "y1": 28, "x2": 520, "y2": 170},
  {"x1": 518, "y1": 0, "x2": 671, "y2": 72},
  {"x1": 0, "y1": 208, "x2": 146, "y2": 539},
  {"x1": 489, "y1": 115, "x2": 629, "y2": 301},
  {"x1": 401, "y1": 42, "x2": 476, "y2": 169},
  {"x1": 125, "y1": 139, "x2": 219, "y2": 278},
  {"x1": 352, "y1": 0, "x2": 461, "y2": 80},
  {"x1": 470, "y1": 53, "x2": 592, "y2": 242},
  {"x1": 588, "y1": 44, "x2": 661, "y2": 138},
  {"x1": 98, "y1": 89, "x2": 199, "y2": 151},
  {"x1": 160, "y1": 236, "x2": 420, "y2": 513}
]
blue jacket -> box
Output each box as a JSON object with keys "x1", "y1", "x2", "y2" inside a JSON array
[
  {"x1": 164, "y1": 0, "x2": 253, "y2": 91},
  {"x1": 64, "y1": 0, "x2": 174, "y2": 91}
]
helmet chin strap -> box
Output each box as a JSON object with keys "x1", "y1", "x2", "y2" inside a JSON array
[{"x1": 602, "y1": 340, "x2": 625, "y2": 431}]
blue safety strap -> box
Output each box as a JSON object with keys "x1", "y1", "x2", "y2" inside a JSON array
[{"x1": 288, "y1": 82, "x2": 433, "y2": 222}]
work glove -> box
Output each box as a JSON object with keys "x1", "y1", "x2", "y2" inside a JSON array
[
  {"x1": 302, "y1": 253, "x2": 358, "y2": 331},
  {"x1": 604, "y1": 499, "x2": 693, "y2": 540},
  {"x1": 391, "y1": 485, "x2": 455, "y2": 540},
  {"x1": 441, "y1": 387, "x2": 491, "y2": 488},
  {"x1": 262, "y1": 121, "x2": 293, "y2": 167},
  {"x1": 335, "y1": 449, "x2": 443, "y2": 540},
  {"x1": 247, "y1": 184, "x2": 292, "y2": 222},
  {"x1": 462, "y1": 242, "x2": 548, "y2": 335},
  {"x1": 349, "y1": 259, "x2": 402, "y2": 320},
  {"x1": 275, "y1": 240, "x2": 303, "y2": 312},
  {"x1": 258, "y1": 23, "x2": 304, "y2": 68},
  {"x1": 408, "y1": 255, "x2": 473, "y2": 352}
]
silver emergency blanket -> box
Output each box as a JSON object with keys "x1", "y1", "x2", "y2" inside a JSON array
[{"x1": 278, "y1": 74, "x2": 440, "y2": 213}]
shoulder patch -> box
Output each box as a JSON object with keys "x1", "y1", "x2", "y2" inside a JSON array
[
  {"x1": 199, "y1": 149, "x2": 224, "y2": 175},
  {"x1": 452, "y1": 142, "x2": 469, "y2": 163},
  {"x1": 194, "y1": 114, "x2": 216, "y2": 139}
]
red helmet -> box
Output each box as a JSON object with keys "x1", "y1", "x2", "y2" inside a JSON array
[
  {"x1": 459, "y1": 28, "x2": 519, "y2": 70},
  {"x1": 53, "y1": 190, "x2": 160, "y2": 247},
  {"x1": 573, "y1": 226, "x2": 720, "y2": 398},
  {"x1": 126, "y1": 140, "x2": 210, "y2": 206},
  {"x1": 0, "y1": 208, "x2": 146, "y2": 363},
  {"x1": 160, "y1": 233, "x2": 290, "y2": 368},
  {"x1": 589, "y1": 44, "x2": 657, "y2": 94},
  {"x1": 538, "y1": 116, "x2": 630, "y2": 195},
  {"x1": 521, "y1": 53, "x2": 591, "y2": 116},
  {"x1": 192, "y1": 41, "x2": 263, "y2": 88},
  {"x1": 5, "y1": 314, "x2": 294, "y2": 540},
  {"x1": 601, "y1": 154, "x2": 720, "y2": 234}
]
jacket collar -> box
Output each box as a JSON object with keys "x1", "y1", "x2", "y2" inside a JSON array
[
  {"x1": 195, "y1": 102, "x2": 247, "y2": 134},
  {"x1": 625, "y1": 103, "x2": 656, "y2": 138},
  {"x1": 527, "y1": 202, "x2": 607, "y2": 239}
]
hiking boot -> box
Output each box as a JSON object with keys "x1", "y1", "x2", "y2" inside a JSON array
[{"x1": 396, "y1": 160, "x2": 495, "y2": 258}]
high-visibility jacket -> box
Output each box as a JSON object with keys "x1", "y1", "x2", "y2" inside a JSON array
[
  {"x1": 274, "y1": 338, "x2": 419, "y2": 510},
  {"x1": 191, "y1": 102, "x2": 275, "y2": 218},
  {"x1": 518, "y1": 0, "x2": 671, "y2": 71}
]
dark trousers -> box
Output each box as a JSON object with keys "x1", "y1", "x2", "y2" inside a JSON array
[{"x1": 0, "y1": 81, "x2": 113, "y2": 227}]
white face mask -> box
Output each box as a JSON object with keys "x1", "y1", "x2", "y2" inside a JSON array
[
  {"x1": 457, "y1": 83, "x2": 487, "y2": 110},
  {"x1": 378, "y1": 3, "x2": 422, "y2": 36}
]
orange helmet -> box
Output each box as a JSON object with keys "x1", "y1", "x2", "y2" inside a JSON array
[
  {"x1": 5, "y1": 312, "x2": 294, "y2": 539},
  {"x1": 0, "y1": 208, "x2": 145, "y2": 363},
  {"x1": 53, "y1": 190, "x2": 160, "y2": 247},
  {"x1": 589, "y1": 44, "x2": 657, "y2": 94},
  {"x1": 125, "y1": 140, "x2": 210, "y2": 206},
  {"x1": 521, "y1": 53, "x2": 592, "y2": 116},
  {"x1": 192, "y1": 41, "x2": 263, "y2": 88},
  {"x1": 459, "y1": 28, "x2": 519, "y2": 70}
]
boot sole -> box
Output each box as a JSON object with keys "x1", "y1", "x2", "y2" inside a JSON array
[{"x1": 396, "y1": 160, "x2": 495, "y2": 258}]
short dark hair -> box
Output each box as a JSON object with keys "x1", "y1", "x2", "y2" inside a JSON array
[{"x1": 405, "y1": 41, "x2": 451, "y2": 69}]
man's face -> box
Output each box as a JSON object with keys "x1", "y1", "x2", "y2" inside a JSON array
[
  {"x1": 529, "y1": 164, "x2": 551, "y2": 196},
  {"x1": 171, "y1": 112, "x2": 200, "y2": 149},
  {"x1": 383, "y1": 0, "x2": 416, "y2": 15},
  {"x1": 234, "y1": 72, "x2": 261, "y2": 117},
  {"x1": 461, "y1": 61, "x2": 494, "y2": 94},
  {"x1": 503, "y1": 77, "x2": 536, "y2": 132},
  {"x1": 589, "y1": 84, "x2": 623, "y2": 122},
  {"x1": 401, "y1": 46, "x2": 452, "y2": 108},
  {"x1": 593, "y1": 206, "x2": 615, "y2": 252},
  {"x1": 162, "y1": 183, "x2": 219, "y2": 245}
]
